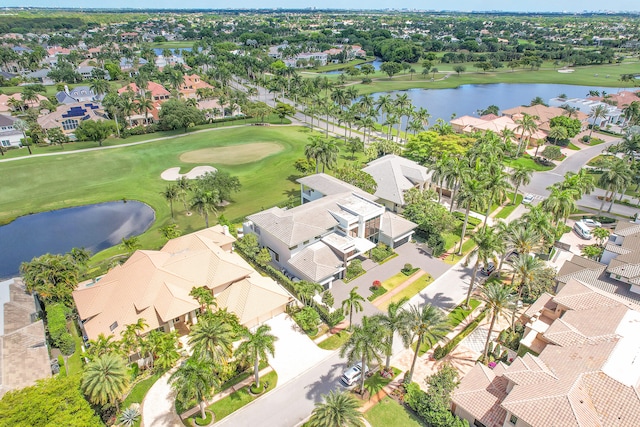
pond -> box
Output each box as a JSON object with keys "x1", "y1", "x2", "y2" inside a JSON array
[
  {"x1": 0, "y1": 201, "x2": 155, "y2": 279},
  {"x1": 370, "y1": 83, "x2": 630, "y2": 125},
  {"x1": 323, "y1": 59, "x2": 383, "y2": 75},
  {"x1": 153, "y1": 47, "x2": 193, "y2": 56}
]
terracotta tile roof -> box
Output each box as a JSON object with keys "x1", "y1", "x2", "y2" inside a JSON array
[
  {"x1": 523, "y1": 292, "x2": 556, "y2": 318},
  {"x1": 614, "y1": 221, "x2": 640, "y2": 237},
  {"x1": 452, "y1": 363, "x2": 508, "y2": 427},
  {"x1": 73, "y1": 225, "x2": 290, "y2": 340},
  {"x1": 553, "y1": 278, "x2": 622, "y2": 311}
]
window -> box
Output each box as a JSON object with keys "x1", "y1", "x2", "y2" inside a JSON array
[
  {"x1": 473, "y1": 421, "x2": 487, "y2": 427},
  {"x1": 364, "y1": 216, "x2": 381, "y2": 242},
  {"x1": 109, "y1": 321, "x2": 118, "y2": 331},
  {"x1": 510, "y1": 414, "x2": 518, "y2": 425},
  {"x1": 1, "y1": 140, "x2": 9, "y2": 147},
  {"x1": 174, "y1": 317, "x2": 181, "y2": 322}
]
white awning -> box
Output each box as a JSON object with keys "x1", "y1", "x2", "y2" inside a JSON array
[{"x1": 354, "y1": 237, "x2": 376, "y2": 253}]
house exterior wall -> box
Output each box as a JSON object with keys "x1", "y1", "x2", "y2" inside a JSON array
[
  {"x1": 0, "y1": 132, "x2": 22, "y2": 148},
  {"x1": 600, "y1": 249, "x2": 617, "y2": 265}
]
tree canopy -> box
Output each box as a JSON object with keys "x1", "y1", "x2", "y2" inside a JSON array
[{"x1": 158, "y1": 99, "x2": 206, "y2": 132}]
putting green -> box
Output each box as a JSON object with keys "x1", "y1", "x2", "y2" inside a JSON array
[{"x1": 180, "y1": 142, "x2": 284, "y2": 165}]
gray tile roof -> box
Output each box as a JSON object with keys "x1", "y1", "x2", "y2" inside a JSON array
[
  {"x1": 286, "y1": 241, "x2": 344, "y2": 282},
  {"x1": 362, "y1": 154, "x2": 430, "y2": 206},
  {"x1": 379, "y1": 211, "x2": 417, "y2": 239},
  {"x1": 297, "y1": 173, "x2": 375, "y2": 199},
  {"x1": 0, "y1": 114, "x2": 17, "y2": 127}
]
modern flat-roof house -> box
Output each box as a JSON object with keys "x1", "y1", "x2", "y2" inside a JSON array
[
  {"x1": 72, "y1": 226, "x2": 293, "y2": 341},
  {"x1": 244, "y1": 174, "x2": 416, "y2": 288},
  {"x1": 0, "y1": 278, "x2": 51, "y2": 398},
  {"x1": 548, "y1": 97, "x2": 624, "y2": 127},
  {"x1": 452, "y1": 277, "x2": 640, "y2": 427},
  {"x1": 362, "y1": 154, "x2": 431, "y2": 213}
]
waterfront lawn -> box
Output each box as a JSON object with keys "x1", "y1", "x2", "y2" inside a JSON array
[
  {"x1": 364, "y1": 397, "x2": 423, "y2": 427},
  {"x1": 0, "y1": 126, "x2": 312, "y2": 261}
]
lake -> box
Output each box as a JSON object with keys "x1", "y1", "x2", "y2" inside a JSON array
[
  {"x1": 370, "y1": 83, "x2": 630, "y2": 125},
  {"x1": 0, "y1": 201, "x2": 155, "y2": 279},
  {"x1": 153, "y1": 47, "x2": 193, "y2": 56}
]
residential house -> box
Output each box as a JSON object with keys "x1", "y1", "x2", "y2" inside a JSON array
[
  {"x1": 178, "y1": 74, "x2": 213, "y2": 99},
  {"x1": 587, "y1": 90, "x2": 640, "y2": 109},
  {"x1": 245, "y1": 174, "x2": 416, "y2": 288},
  {"x1": 0, "y1": 92, "x2": 48, "y2": 113},
  {"x1": 548, "y1": 97, "x2": 624, "y2": 126},
  {"x1": 362, "y1": 154, "x2": 431, "y2": 213},
  {"x1": 24, "y1": 69, "x2": 55, "y2": 86},
  {"x1": 55, "y1": 85, "x2": 101, "y2": 105},
  {"x1": 117, "y1": 81, "x2": 171, "y2": 124},
  {"x1": 37, "y1": 102, "x2": 107, "y2": 136},
  {"x1": 155, "y1": 54, "x2": 186, "y2": 71},
  {"x1": 451, "y1": 114, "x2": 548, "y2": 142},
  {"x1": 501, "y1": 104, "x2": 589, "y2": 134},
  {"x1": 76, "y1": 65, "x2": 109, "y2": 80},
  {"x1": 0, "y1": 278, "x2": 51, "y2": 398},
  {"x1": 119, "y1": 57, "x2": 148, "y2": 77},
  {"x1": 72, "y1": 225, "x2": 292, "y2": 341},
  {"x1": 452, "y1": 276, "x2": 640, "y2": 427},
  {"x1": 0, "y1": 114, "x2": 23, "y2": 149},
  {"x1": 120, "y1": 32, "x2": 140, "y2": 44}
]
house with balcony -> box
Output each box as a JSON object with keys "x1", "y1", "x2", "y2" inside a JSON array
[
  {"x1": 452, "y1": 276, "x2": 640, "y2": 427},
  {"x1": 0, "y1": 114, "x2": 23, "y2": 149},
  {"x1": 245, "y1": 174, "x2": 416, "y2": 288}
]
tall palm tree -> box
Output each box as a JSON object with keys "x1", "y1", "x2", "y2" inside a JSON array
[
  {"x1": 597, "y1": 158, "x2": 633, "y2": 214},
  {"x1": 86, "y1": 333, "x2": 122, "y2": 360},
  {"x1": 405, "y1": 304, "x2": 450, "y2": 383},
  {"x1": 169, "y1": 357, "x2": 219, "y2": 420},
  {"x1": 480, "y1": 283, "x2": 513, "y2": 360},
  {"x1": 542, "y1": 186, "x2": 578, "y2": 224},
  {"x1": 515, "y1": 113, "x2": 539, "y2": 157},
  {"x1": 373, "y1": 297, "x2": 411, "y2": 371},
  {"x1": 482, "y1": 171, "x2": 512, "y2": 227},
  {"x1": 191, "y1": 187, "x2": 220, "y2": 228},
  {"x1": 508, "y1": 254, "x2": 545, "y2": 300},
  {"x1": 521, "y1": 205, "x2": 556, "y2": 250},
  {"x1": 81, "y1": 353, "x2": 129, "y2": 411},
  {"x1": 308, "y1": 391, "x2": 364, "y2": 427},
  {"x1": 136, "y1": 93, "x2": 154, "y2": 125},
  {"x1": 509, "y1": 165, "x2": 533, "y2": 204},
  {"x1": 176, "y1": 176, "x2": 191, "y2": 212},
  {"x1": 120, "y1": 317, "x2": 148, "y2": 360},
  {"x1": 235, "y1": 324, "x2": 278, "y2": 388},
  {"x1": 447, "y1": 156, "x2": 470, "y2": 212},
  {"x1": 589, "y1": 104, "x2": 609, "y2": 138},
  {"x1": 342, "y1": 287, "x2": 365, "y2": 331},
  {"x1": 162, "y1": 184, "x2": 179, "y2": 219},
  {"x1": 189, "y1": 286, "x2": 216, "y2": 313},
  {"x1": 464, "y1": 226, "x2": 504, "y2": 307},
  {"x1": 430, "y1": 152, "x2": 452, "y2": 202},
  {"x1": 339, "y1": 316, "x2": 387, "y2": 393},
  {"x1": 456, "y1": 177, "x2": 487, "y2": 255},
  {"x1": 559, "y1": 169, "x2": 595, "y2": 199},
  {"x1": 189, "y1": 314, "x2": 234, "y2": 364},
  {"x1": 305, "y1": 134, "x2": 324, "y2": 174},
  {"x1": 13, "y1": 119, "x2": 32, "y2": 155}
]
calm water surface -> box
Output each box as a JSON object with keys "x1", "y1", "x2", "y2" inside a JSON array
[{"x1": 0, "y1": 201, "x2": 154, "y2": 279}]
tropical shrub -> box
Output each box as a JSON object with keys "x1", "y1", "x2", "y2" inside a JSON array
[{"x1": 370, "y1": 243, "x2": 395, "y2": 263}]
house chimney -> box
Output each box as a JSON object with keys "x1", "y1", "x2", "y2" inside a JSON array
[
  {"x1": 64, "y1": 85, "x2": 69, "y2": 94},
  {"x1": 222, "y1": 225, "x2": 230, "y2": 236}
]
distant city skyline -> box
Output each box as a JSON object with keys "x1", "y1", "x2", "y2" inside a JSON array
[{"x1": 1, "y1": 0, "x2": 639, "y2": 12}]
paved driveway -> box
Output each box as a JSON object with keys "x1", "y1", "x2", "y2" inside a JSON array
[{"x1": 266, "y1": 313, "x2": 334, "y2": 385}]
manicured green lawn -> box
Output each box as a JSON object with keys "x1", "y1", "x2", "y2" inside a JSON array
[
  {"x1": 207, "y1": 371, "x2": 277, "y2": 421},
  {"x1": 57, "y1": 322, "x2": 84, "y2": 377},
  {"x1": 364, "y1": 397, "x2": 424, "y2": 427},
  {"x1": 317, "y1": 331, "x2": 351, "y2": 350},
  {"x1": 379, "y1": 274, "x2": 433, "y2": 311},
  {"x1": 504, "y1": 156, "x2": 554, "y2": 172},
  {"x1": 448, "y1": 299, "x2": 481, "y2": 328},
  {"x1": 363, "y1": 367, "x2": 401, "y2": 397},
  {"x1": 0, "y1": 126, "x2": 319, "y2": 262},
  {"x1": 381, "y1": 271, "x2": 417, "y2": 291},
  {"x1": 122, "y1": 372, "x2": 163, "y2": 409},
  {"x1": 494, "y1": 194, "x2": 523, "y2": 220}
]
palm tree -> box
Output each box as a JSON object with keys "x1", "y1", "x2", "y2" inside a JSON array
[
  {"x1": 176, "y1": 176, "x2": 191, "y2": 212},
  {"x1": 430, "y1": 152, "x2": 452, "y2": 203},
  {"x1": 589, "y1": 104, "x2": 609, "y2": 138},
  {"x1": 480, "y1": 283, "x2": 513, "y2": 360},
  {"x1": 341, "y1": 287, "x2": 365, "y2": 331},
  {"x1": 189, "y1": 286, "x2": 216, "y2": 312},
  {"x1": 339, "y1": 316, "x2": 387, "y2": 393},
  {"x1": 81, "y1": 353, "x2": 129, "y2": 411},
  {"x1": 373, "y1": 297, "x2": 411, "y2": 371},
  {"x1": 542, "y1": 186, "x2": 578, "y2": 224},
  {"x1": 597, "y1": 158, "x2": 633, "y2": 214},
  {"x1": 89, "y1": 78, "x2": 110, "y2": 97},
  {"x1": 559, "y1": 169, "x2": 595, "y2": 199},
  {"x1": 120, "y1": 317, "x2": 148, "y2": 360},
  {"x1": 86, "y1": 333, "x2": 122, "y2": 360},
  {"x1": 464, "y1": 226, "x2": 503, "y2": 307},
  {"x1": 169, "y1": 357, "x2": 219, "y2": 420},
  {"x1": 235, "y1": 324, "x2": 278, "y2": 388},
  {"x1": 305, "y1": 134, "x2": 324, "y2": 174},
  {"x1": 509, "y1": 165, "x2": 533, "y2": 204},
  {"x1": 515, "y1": 113, "x2": 539, "y2": 157},
  {"x1": 405, "y1": 304, "x2": 450, "y2": 383},
  {"x1": 456, "y1": 177, "x2": 487, "y2": 255},
  {"x1": 136, "y1": 93, "x2": 154, "y2": 125},
  {"x1": 308, "y1": 391, "x2": 364, "y2": 427},
  {"x1": 508, "y1": 254, "x2": 545, "y2": 300},
  {"x1": 162, "y1": 184, "x2": 179, "y2": 219},
  {"x1": 13, "y1": 119, "x2": 32, "y2": 155},
  {"x1": 482, "y1": 171, "x2": 512, "y2": 227},
  {"x1": 189, "y1": 314, "x2": 234, "y2": 364},
  {"x1": 521, "y1": 205, "x2": 556, "y2": 249},
  {"x1": 191, "y1": 187, "x2": 220, "y2": 228}
]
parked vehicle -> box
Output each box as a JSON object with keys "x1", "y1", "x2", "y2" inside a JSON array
[
  {"x1": 340, "y1": 362, "x2": 368, "y2": 387},
  {"x1": 481, "y1": 262, "x2": 496, "y2": 276},
  {"x1": 522, "y1": 194, "x2": 535, "y2": 205},
  {"x1": 581, "y1": 218, "x2": 602, "y2": 228},
  {"x1": 574, "y1": 221, "x2": 593, "y2": 240}
]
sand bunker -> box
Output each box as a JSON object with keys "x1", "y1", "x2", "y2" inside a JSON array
[
  {"x1": 179, "y1": 142, "x2": 284, "y2": 165},
  {"x1": 557, "y1": 69, "x2": 575, "y2": 73},
  {"x1": 161, "y1": 166, "x2": 217, "y2": 181}
]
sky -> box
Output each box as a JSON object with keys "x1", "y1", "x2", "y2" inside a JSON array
[{"x1": 2, "y1": 0, "x2": 639, "y2": 11}]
